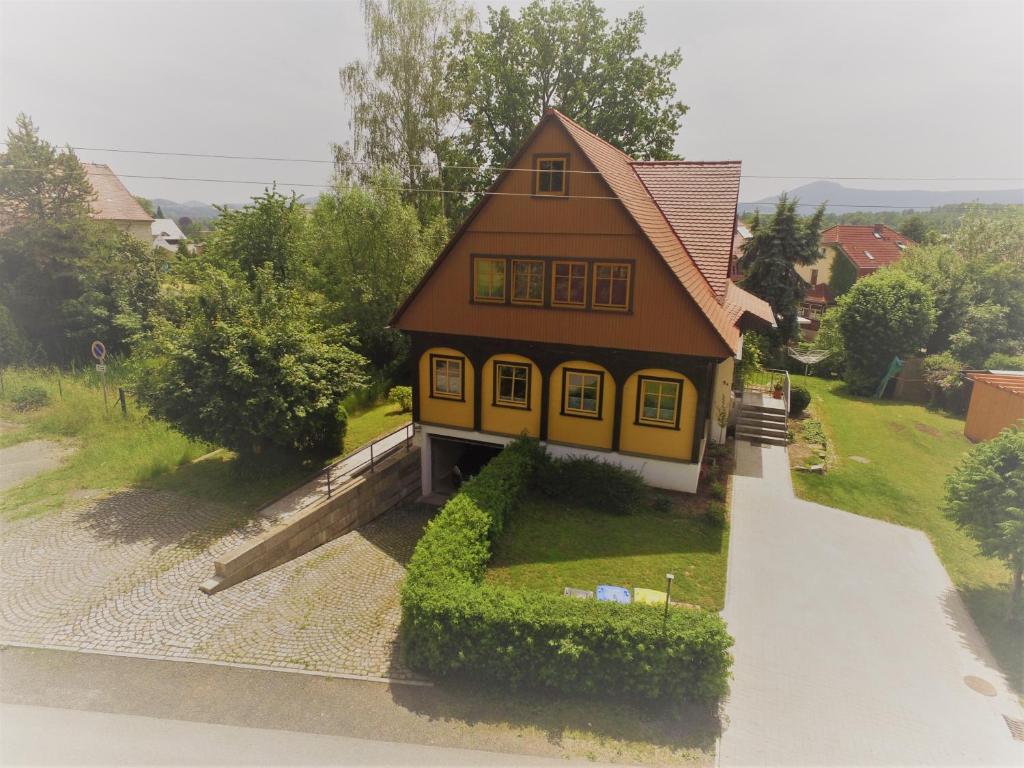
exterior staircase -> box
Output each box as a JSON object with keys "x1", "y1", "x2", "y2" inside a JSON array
[{"x1": 735, "y1": 392, "x2": 789, "y2": 446}]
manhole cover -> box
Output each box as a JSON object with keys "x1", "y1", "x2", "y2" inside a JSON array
[
  {"x1": 1004, "y1": 716, "x2": 1024, "y2": 742},
  {"x1": 849, "y1": 455, "x2": 871, "y2": 464},
  {"x1": 963, "y1": 675, "x2": 997, "y2": 696}
]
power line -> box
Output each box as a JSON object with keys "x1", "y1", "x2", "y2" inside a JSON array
[
  {"x1": 3, "y1": 165, "x2": 1019, "y2": 210},
  {"x1": 3, "y1": 141, "x2": 1022, "y2": 182}
]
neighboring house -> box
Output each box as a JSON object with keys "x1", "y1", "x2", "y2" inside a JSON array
[
  {"x1": 798, "y1": 283, "x2": 835, "y2": 339},
  {"x1": 151, "y1": 218, "x2": 187, "y2": 252},
  {"x1": 964, "y1": 370, "x2": 1024, "y2": 442},
  {"x1": 391, "y1": 109, "x2": 774, "y2": 495},
  {"x1": 797, "y1": 224, "x2": 915, "y2": 296},
  {"x1": 82, "y1": 162, "x2": 154, "y2": 242},
  {"x1": 730, "y1": 223, "x2": 751, "y2": 279}
]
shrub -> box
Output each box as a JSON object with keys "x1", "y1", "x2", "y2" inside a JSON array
[
  {"x1": 788, "y1": 385, "x2": 811, "y2": 415},
  {"x1": 11, "y1": 385, "x2": 50, "y2": 412},
  {"x1": 984, "y1": 352, "x2": 1024, "y2": 371},
  {"x1": 801, "y1": 419, "x2": 826, "y2": 446},
  {"x1": 401, "y1": 438, "x2": 734, "y2": 702},
  {"x1": 388, "y1": 385, "x2": 413, "y2": 413},
  {"x1": 536, "y1": 454, "x2": 649, "y2": 515},
  {"x1": 707, "y1": 479, "x2": 725, "y2": 502},
  {"x1": 706, "y1": 501, "x2": 727, "y2": 528}
]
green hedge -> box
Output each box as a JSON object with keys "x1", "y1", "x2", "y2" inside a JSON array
[{"x1": 401, "y1": 438, "x2": 734, "y2": 702}]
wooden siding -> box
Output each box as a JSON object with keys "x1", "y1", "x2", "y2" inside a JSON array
[
  {"x1": 965, "y1": 379, "x2": 1024, "y2": 442},
  {"x1": 395, "y1": 119, "x2": 731, "y2": 360}
]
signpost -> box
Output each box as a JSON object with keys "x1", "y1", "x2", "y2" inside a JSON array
[{"x1": 91, "y1": 340, "x2": 109, "y2": 416}]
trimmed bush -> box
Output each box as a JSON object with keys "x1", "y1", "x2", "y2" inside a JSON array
[
  {"x1": 11, "y1": 385, "x2": 50, "y2": 412},
  {"x1": 536, "y1": 454, "x2": 649, "y2": 516},
  {"x1": 707, "y1": 500, "x2": 727, "y2": 528},
  {"x1": 401, "y1": 437, "x2": 734, "y2": 702},
  {"x1": 388, "y1": 385, "x2": 413, "y2": 413},
  {"x1": 788, "y1": 385, "x2": 811, "y2": 416}
]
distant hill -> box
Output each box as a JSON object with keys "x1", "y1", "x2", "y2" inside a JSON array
[
  {"x1": 151, "y1": 199, "x2": 241, "y2": 223},
  {"x1": 739, "y1": 181, "x2": 1024, "y2": 214}
]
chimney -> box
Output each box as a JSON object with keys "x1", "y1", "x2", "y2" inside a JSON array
[{"x1": 873, "y1": 224, "x2": 883, "y2": 238}]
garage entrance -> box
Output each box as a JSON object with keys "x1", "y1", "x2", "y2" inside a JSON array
[{"x1": 429, "y1": 436, "x2": 504, "y2": 495}]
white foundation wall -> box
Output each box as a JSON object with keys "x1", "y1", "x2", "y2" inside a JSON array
[
  {"x1": 418, "y1": 424, "x2": 703, "y2": 495},
  {"x1": 710, "y1": 356, "x2": 736, "y2": 444}
]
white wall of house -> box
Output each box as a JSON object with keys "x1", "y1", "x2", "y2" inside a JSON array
[{"x1": 710, "y1": 356, "x2": 736, "y2": 444}]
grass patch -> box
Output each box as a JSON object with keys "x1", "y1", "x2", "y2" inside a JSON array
[
  {"x1": 485, "y1": 494, "x2": 729, "y2": 611},
  {"x1": 1, "y1": 368, "x2": 411, "y2": 522},
  {"x1": 790, "y1": 375, "x2": 1021, "y2": 692}
]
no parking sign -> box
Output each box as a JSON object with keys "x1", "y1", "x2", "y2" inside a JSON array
[{"x1": 91, "y1": 340, "x2": 107, "y2": 362}]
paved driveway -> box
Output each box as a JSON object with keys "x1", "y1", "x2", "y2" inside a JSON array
[
  {"x1": 721, "y1": 441, "x2": 1024, "y2": 766},
  {"x1": 0, "y1": 490, "x2": 431, "y2": 681}
]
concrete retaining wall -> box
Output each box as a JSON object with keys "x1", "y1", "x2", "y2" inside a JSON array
[{"x1": 200, "y1": 447, "x2": 421, "y2": 594}]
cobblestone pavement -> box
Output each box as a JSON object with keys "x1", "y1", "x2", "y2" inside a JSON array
[{"x1": 0, "y1": 490, "x2": 432, "y2": 680}]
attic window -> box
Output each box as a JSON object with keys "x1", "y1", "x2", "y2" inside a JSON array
[
  {"x1": 897, "y1": 243, "x2": 906, "y2": 252},
  {"x1": 873, "y1": 230, "x2": 883, "y2": 239},
  {"x1": 535, "y1": 155, "x2": 568, "y2": 196},
  {"x1": 864, "y1": 251, "x2": 875, "y2": 260}
]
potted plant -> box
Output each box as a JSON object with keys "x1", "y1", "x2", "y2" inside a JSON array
[{"x1": 772, "y1": 382, "x2": 784, "y2": 399}]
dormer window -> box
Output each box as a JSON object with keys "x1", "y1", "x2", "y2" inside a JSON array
[{"x1": 534, "y1": 155, "x2": 568, "y2": 196}]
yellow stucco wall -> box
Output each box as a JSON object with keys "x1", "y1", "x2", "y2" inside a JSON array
[
  {"x1": 480, "y1": 353, "x2": 543, "y2": 437},
  {"x1": 795, "y1": 245, "x2": 835, "y2": 286},
  {"x1": 618, "y1": 368, "x2": 698, "y2": 461},
  {"x1": 546, "y1": 360, "x2": 615, "y2": 450},
  {"x1": 418, "y1": 347, "x2": 474, "y2": 429}
]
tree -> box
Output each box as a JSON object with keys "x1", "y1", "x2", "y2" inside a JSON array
[
  {"x1": 137, "y1": 264, "x2": 367, "y2": 460},
  {"x1": 899, "y1": 214, "x2": 929, "y2": 243},
  {"x1": 338, "y1": 0, "x2": 474, "y2": 222},
  {"x1": 834, "y1": 270, "x2": 935, "y2": 394},
  {"x1": 305, "y1": 173, "x2": 443, "y2": 377},
  {"x1": 451, "y1": 0, "x2": 687, "y2": 172},
  {"x1": 738, "y1": 196, "x2": 825, "y2": 348},
  {"x1": 945, "y1": 427, "x2": 1024, "y2": 611}
]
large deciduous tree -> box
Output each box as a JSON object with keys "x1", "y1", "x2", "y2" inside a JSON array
[
  {"x1": 945, "y1": 427, "x2": 1024, "y2": 612},
  {"x1": 451, "y1": 0, "x2": 687, "y2": 170},
  {"x1": 834, "y1": 270, "x2": 935, "y2": 394},
  {"x1": 338, "y1": 0, "x2": 474, "y2": 222},
  {"x1": 738, "y1": 196, "x2": 826, "y2": 348}
]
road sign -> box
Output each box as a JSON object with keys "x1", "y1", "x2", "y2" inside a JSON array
[
  {"x1": 91, "y1": 340, "x2": 107, "y2": 361},
  {"x1": 95, "y1": 364, "x2": 107, "y2": 373}
]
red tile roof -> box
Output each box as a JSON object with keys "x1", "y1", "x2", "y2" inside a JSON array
[
  {"x1": 821, "y1": 224, "x2": 915, "y2": 273},
  {"x1": 551, "y1": 110, "x2": 748, "y2": 352},
  {"x1": 802, "y1": 282, "x2": 834, "y2": 306},
  {"x1": 725, "y1": 281, "x2": 776, "y2": 329},
  {"x1": 83, "y1": 163, "x2": 153, "y2": 223},
  {"x1": 631, "y1": 161, "x2": 741, "y2": 299},
  {"x1": 967, "y1": 370, "x2": 1024, "y2": 396}
]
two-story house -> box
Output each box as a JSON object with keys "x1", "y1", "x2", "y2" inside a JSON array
[{"x1": 391, "y1": 110, "x2": 774, "y2": 494}]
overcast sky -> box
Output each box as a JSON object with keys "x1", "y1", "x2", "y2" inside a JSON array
[{"x1": 2, "y1": 0, "x2": 1022, "y2": 206}]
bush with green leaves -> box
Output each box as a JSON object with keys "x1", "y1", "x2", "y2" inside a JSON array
[
  {"x1": 706, "y1": 500, "x2": 728, "y2": 528},
  {"x1": 835, "y1": 270, "x2": 936, "y2": 394},
  {"x1": 401, "y1": 438, "x2": 734, "y2": 701},
  {"x1": 535, "y1": 454, "x2": 650, "y2": 515},
  {"x1": 985, "y1": 352, "x2": 1024, "y2": 371},
  {"x1": 11, "y1": 385, "x2": 49, "y2": 412},
  {"x1": 388, "y1": 385, "x2": 413, "y2": 413},
  {"x1": 945, "y1": 427, "x2": 1024, "y2": 609},
  {"x1": 788, "y1": 384, "x2": 811, "y2": 415}
]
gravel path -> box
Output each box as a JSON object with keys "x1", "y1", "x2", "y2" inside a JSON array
[{"x1": 0, "y1": 439, "x2": 74, "y2": 493}]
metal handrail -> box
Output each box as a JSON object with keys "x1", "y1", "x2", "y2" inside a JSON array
[
  {"x1": 742, "y1": 367, "x2": 791, "y2": 411},
  {"x1": 248, "y1": 421, "x2": 415, "y2": 519}
]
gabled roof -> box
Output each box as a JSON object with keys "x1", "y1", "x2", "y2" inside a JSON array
[
  {"x1": 967, "y1": 370, "x2": 1024, "y2": 396},
  {"x1": 550, "y1": 110, "x2": 744, "y2": 351},
  {"x1": 632, "y1": 161, "x2": 741, "y2": 298},
  {"x1": 83, "y1": 163, "x2": 153, "y2": 223},
  {"x1": 821, "y1": 224, "x2": 915, "y2": 272},
  {"x1": 392, "y1": 109, "x2": 770, "y2": 355}
]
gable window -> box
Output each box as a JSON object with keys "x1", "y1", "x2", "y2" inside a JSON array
[
  {"x1": 473, "y1": 257, "x2": 506, "y2": 302},
  {"x1": 592, "y1": 263, "x2": 631, "y2": 310},
  {"x1": 637, "y1": 376, "x2": 682, "y2": 429},
  {"x1": 810, "y1": 268, "x2": 819, "y2": 286},
  {"x1": 511, "y1": 259, "x2": 544, "y2": 304},
  {"x1": 552, "y1": 261, "x2": 587, "y2": 307},
  {"x1": 535, "y1": 156, "x2": 567, "y2": 196},
  {"x1": 563, "y1": 369, "x2": 602, "y2": 418},
  {"x1": 494, "y1": 361, "x2": 530, "y2": 408},
  {"x1": 431, "y1": 355, "x2": 464, "y2": 400}
]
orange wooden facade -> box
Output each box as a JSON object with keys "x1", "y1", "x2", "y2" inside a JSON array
[
  {"x1": 964, "y1": 373, "x2": 1024, "y2": 441},
  {"x1": 394, "y1": 118, "x2": 732, "y2": 360}
]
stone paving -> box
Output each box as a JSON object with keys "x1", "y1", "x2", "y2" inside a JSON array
[{"x1": 0, "y1": 489, "x2": 432, "y2": 680}]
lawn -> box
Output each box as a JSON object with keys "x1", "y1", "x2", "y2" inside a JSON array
[
  {"x1": 484, "y1": 494, "x2": 729, "y2": 611},
  {"x1": 790, "y1": 374, "x2": 1022, "y2": 692},
  {"x1": 0, "y1": 366, "x2": 411, "y2": 521}
]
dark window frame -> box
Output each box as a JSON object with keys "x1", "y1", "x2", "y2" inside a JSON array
[
  {"x1": 510, "y1": 259, "x2": 546, "y2": 305},
  {"x1": 532, "y1": 153, "x2": 570, "y2": 197},
  {"x1": 634, "y1": 374, "x2": 684, "y2": 430},
  {"x1": 429, "y1": 353, "x2": 466, "y2": 402},
  {"x1": 472, "y1": 256, "x2": 506, "y2": 303},
  {"x1": 492, "y1": 360, "x2": 532, "y2": 410},
  {"x1": 551, "y1": 260, "x2": 589, "y2": 308},
  {"x1": 591, "y1": 262, "x2": 632, "y2": 311},
  {"x1": 560, "y1": 366, "x2": 604, "y2": 420}
]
